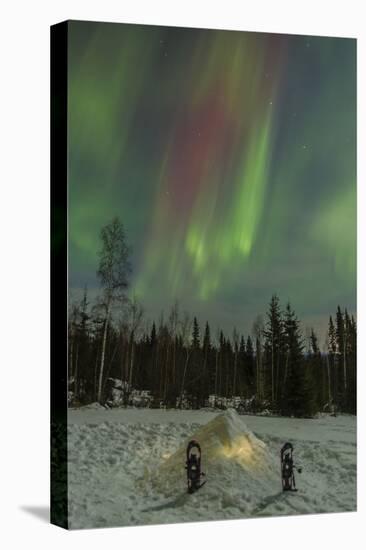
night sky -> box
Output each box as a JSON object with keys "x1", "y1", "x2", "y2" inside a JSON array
[{"x1": 68, "y1": 20, "x2": 356, "y2": 340}]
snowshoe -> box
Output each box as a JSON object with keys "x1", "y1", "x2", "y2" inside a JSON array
[
  {"x1": 281, "y1": 442, "x2": 298, "y2": 492},
  {"x1": 186, "y1": 440, "x2": 205, "y2": 494}
]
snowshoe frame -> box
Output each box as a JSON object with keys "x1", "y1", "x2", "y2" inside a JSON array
[
  {"x1": 186, "y1": 440, "x2": 205, "y2": 494},
  {"x1": 281, "y1": 442, "x2": 297, "y2": 491}
]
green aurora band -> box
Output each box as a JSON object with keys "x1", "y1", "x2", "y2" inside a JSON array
[{"x1": 67, "y1": 21, "x2": 356, "y2": 337}]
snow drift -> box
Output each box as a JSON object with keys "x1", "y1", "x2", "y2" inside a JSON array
[{"x1": 67, "y1": 409, "x2": 356, "y2": 528}]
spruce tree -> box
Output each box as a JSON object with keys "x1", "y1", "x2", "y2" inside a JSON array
[
  {"x1": 225, "y1": 337, "x2": 233, "y2": 397},
  {"x1": 190, "y1": 317, "x2": 201, "y2": 407},
  {"x1": 238, "y1": 336, "x2": 246, "y2": 396},
  {"x1": 232, "y1": 329, "x2": 239, "y2": 396},
  {"x1": 345, "y1": 311, "x2": 357, "y2": 413},
  {"x1": 203, "y1": 322, "x2": 211, "y2": 353},
  {"x1": 281, "y1": 303, "x2": 315, "y2": 417},
  {"x1": 239, "y1": 336, "x2": 246, "y2": 355},
  {"x1": 150, "y1": 322, "x2": 157, "y2": 347},
  {"x1": 263, "y1": 294, "x2": 284, "y2": 406},
  {"x1": 76, "y1": 286, "x2": 90, "y2": 403},
  {"x1": 192, "y1": 317, "x2": 200, "y2": 349},
  {"x1": 328, "y1": 315, "x2": 338, "y2": 410},
  {"x1": 202, "y1": 321, "x2": 212, "y2": 400},
  {"x1": 252, "y1": 315, "x2": 264, "y2": 401},
  {"x1": 217, "y1": 331, "x2": 225, "y2": 399},
  {"x1": 309, "y1": 328, "x2": 324, "y2": 410},
  {"x1": 336, "y1": 306, "x2": 347, "y2": 405},
  {"x1": 245, "y1": 335, "x2": 255, "y2": 398}
]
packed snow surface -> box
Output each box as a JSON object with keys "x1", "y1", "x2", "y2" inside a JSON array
[{"x1": 67, "y1": 408, "x2": 356, "y2": 529}]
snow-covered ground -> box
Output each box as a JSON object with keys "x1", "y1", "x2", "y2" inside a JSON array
[{"x1": 67, "y1": 408, "x2": 356, "y2": 529}]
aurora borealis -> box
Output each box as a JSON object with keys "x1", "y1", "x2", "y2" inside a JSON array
[{"x1": 68, "y1": 21, "x2": 356, "y2": 338}]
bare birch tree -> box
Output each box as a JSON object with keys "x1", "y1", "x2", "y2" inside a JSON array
[{"x1": 96, "y1": 217, "x2": 131, "y2": 403}]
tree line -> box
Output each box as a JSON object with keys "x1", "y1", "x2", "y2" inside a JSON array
[{"x1": 68, "y1": 218, "x2": 356, "y2": 417}]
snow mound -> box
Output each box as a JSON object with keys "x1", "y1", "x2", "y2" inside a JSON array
[
  {"x1": 76, "y1": 402, "x2": 108, "y2": 411},
  {"x1": 143, "y1": 409, "x2": 279, "y2": 497}
]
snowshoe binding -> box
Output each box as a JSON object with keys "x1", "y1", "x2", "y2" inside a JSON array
[
  {"x1": 281, "y1": 442, "x2": 301, "y2": 492},
  {"x1": 186, "y1": 440, "x2": 206, "y2": 494}
]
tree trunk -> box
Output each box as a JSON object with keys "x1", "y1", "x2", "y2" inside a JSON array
[
  {"x1": 94, "y1": 351, "x2": 99, "y2": 402},
  {"x1": 155, "y1": 343, "x2": 160, "y2": 398},
  {"x1": 74, "y1": 345, "x2": 79, "y2": 400},
  {"x1": 172, "y1": 338, "x2": 176, "y2": 387},
  {"x1": 225, "y1": 359, "x2": 229, "y2": 397},
  {"x1": 120, "y1": 336, "x2": 125, "y2": 384},
  {"x1": 233, "y1": 351, "x2": 237, "y2": 396},
  {"x1": 333, "y1": 354, "x2": 339, "y2": 411},
  {"x1": 271, "y1": 337, "x2": 274, "y2": 404},
  {"x1": 275, "y1": 353, "x2": 280, "y2": 403},
  {"x1": 257, "y1": 341, "x2": 263, "y2": 400},
  {"x1": 69, "y1": 330, "x2": 74, "y2": 383},
  {"x1": 159, "y1": 345, "x2": 164, "y2": 400},
  {"x1": 343, "y1": 331, "x2": 347, "y2": 391},
  {"x1": 219, "y1": 351, "x2": 222, "y2": 397},
  {"x1": 163, "y1": 343, "x2": 169, "y2": 403},
  {"x1": 125, "y1": 339, "x2": 129, "y2": 382},
  {"x1": 97, "y1": 307, "x2": 110, "y2": 403},
  {"x1": 326, "y1": 353, "x2": 332, "y2": 404},
  {"x1": 179, "y1": 349, "x2": 190, "y2": 408},
  {"x1": 202, "y1": 349, "x2": 207, "y2": 407},
  {"x1": 214, "y1": 349, "x2": 219, "y2": 399},
  {"x1": 282, "y1": 351, "x2": 289, "y2": 399},
  {"x1": 128, "y1": 331, "x2": 135, "y2": 386}
]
